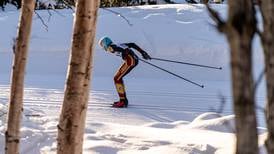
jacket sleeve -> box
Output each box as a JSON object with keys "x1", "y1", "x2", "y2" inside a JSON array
[
  {"x1": 126, "y1": 43, "x2": 151, "y2": 60},
  {"x1": 125, "y1": 43, "x2": 145, "y2": 54},
  {"x1": 109, "y1": 44, "x2": 124, "y2": 53}
]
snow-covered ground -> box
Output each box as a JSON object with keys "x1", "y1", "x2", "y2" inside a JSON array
[{"x1": 0, "y1": 4, "x2": 267, "y2": 154}]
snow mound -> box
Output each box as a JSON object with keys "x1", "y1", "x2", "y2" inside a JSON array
[
  {"x1": 145, "y1": 120, "x2": 190, "y2": 129},
  {"x1": 188, "y1": 112, "x2": 235, "y2": 133},
  {"x1": 145, "y1": 122, "x2": 178, "y2": 129},
  {"x1": 120, "y1": 143, "x2": 216, "y2": 154},
  {"x1": 192, "y1": 112, "x2": 224, "y2": 121},
  {"x1": 188, "y1": 112, "x2": 267, "y2": 135}
]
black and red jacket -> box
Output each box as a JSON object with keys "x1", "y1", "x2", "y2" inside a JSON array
[{"x1": 109, "y1": 43, "x2": 149, "y2": 60}]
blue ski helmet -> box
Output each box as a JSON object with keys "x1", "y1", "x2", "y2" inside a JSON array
[{"x1": 99, "y1": 37, "x2": 113, "y2": 51}]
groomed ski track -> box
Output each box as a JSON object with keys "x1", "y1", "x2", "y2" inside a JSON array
[{"x1": 0, "y1": 78, "x2": 265, "y2": 126}]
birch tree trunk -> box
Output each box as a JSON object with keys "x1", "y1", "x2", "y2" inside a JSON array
[
  {"x1": 57, "y1": 0, "x2": 100, "y2": 153},
  {"x1": 206, "y1": 0, "x2": 258, "y2": 153},
  {"x1": 5, "y1": 0, "x2": 35, "y2": 153},
  {"x1": 259, "y1": 1, "x2": 274, "y2": 153}
]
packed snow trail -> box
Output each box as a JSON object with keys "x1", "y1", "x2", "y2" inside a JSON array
[
  {"x1": 0, "y1": 80, "x2": 266, "y2": 154},
  {"x1": 0, "y1": 76, "x2": 265, "y2": 125}
]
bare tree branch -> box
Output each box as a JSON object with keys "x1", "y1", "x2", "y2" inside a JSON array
[
  {"x1": 254, "y1": 68, "x2": 265, "y2": 93},
  {"x1": 32, "y1": 0, "x2": 76, "y2": 32},
  {"x1": 51, "y1": 9, "x2": 67, "y2": 18},
  {"x1": 255, "y1": 3, "x2": 264, "y2": 44},
  {"x1": 256, "y1": 26, "x2": 263, "y2": 41},
  {"x1": 47, "y1": 9, "x2": 52, "y2": 22},
  {"x1": 102, "y1": 8, "x2": 133, "y2": 26},
  {"x1": 208, "y1": 93, "x2": 236, "y2": 133},
  {"x1": 205, "y1": 3, "x2": 226, "y2": 33},
  {"x1": 34, "y1": 11, "x2": 48, "y2": 31},
  {"x1": 0, "y1": 111, "x2": 7, "y2": 117},
  {"x1": 210, "y1": 93, "x2": 226, "y2": 114},
  {"x1": 256, "y1": 105, "x2": 265, "y2": 113}
]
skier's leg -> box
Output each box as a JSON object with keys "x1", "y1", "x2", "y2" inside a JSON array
[
  {"x1": 113, "y1": 55, "x2": 138, "y2": 107},
  {"x1": 114, "y1": 62, "x2": 128, "y2": 101}
]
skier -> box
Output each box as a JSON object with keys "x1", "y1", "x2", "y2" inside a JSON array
[{"x1": 99, "y1": 37, "x2": 151, "y2": 108}]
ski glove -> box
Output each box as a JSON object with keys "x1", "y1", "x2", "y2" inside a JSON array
[{"x1": 142, "y1": 52, "x2": 151, "y2": 60}]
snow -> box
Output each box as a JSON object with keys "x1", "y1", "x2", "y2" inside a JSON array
[{"x1": 0, "y1": 4, "x2": 267, "y2": 154}]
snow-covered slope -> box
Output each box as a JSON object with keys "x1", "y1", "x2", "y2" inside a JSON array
[{"x1": 0, "y1": 4, "x2": 266, "y2": 154}]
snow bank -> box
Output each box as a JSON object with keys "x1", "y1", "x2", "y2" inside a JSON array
[
  {"x1": 39, "y1": 114, "x2": 236, "y2": 154},
  {"x1": 188, "y1": 112, "x2": 235, "y2": 133},
  {"x1": 0, "y1": 5, "x2": 232, "y2": 80},
  {"x1": 36, "y1": 112, "x2": 265, "y2": 154},
  {"x1": 0, "y1": 90, "x2": 47, "y2": 154},
  {"x1": 188, "y1": 112, "x2": 267, "y2": 134},
  {"x1": 0, "y1": 4, "x2": 263, "y2": 82}
]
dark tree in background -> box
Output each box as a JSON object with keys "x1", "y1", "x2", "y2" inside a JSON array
[
  {"x1": 0, "y1": 1, "x2": 5, "y2": 10},
  {"x1": 60, "y1": 0, "x2": 75, "y2": 6},
  {"x1": 0, "y1": 0, "x2": 22, "y2": 9},
  {"x1": 11, "y1": 0, "x2": 22, "y2": 9},
  {"x1": 0, "y1": 0, "x2": 9, "y2": 10},
  {"x1": 100, "y1": 0, "x2": 140, "y2": 7},
  {"x1": 1, "y1": 0, "x2": 146, "y2": 9},
  {"x1": 206, "y1": 0, "x2": 258, "y2": 153}
]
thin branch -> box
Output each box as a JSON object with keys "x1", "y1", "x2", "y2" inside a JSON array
[
  {"x1": 34, "y1": 0, "x2": 76, "y2": 31},
  {"x1": 209, "y1": 93, "x2": 236, "y2": 133},
  {"x1": 35, "y1": 11, "x2": 49, "y2": 31},
  {"x1": 0, "y1": 111, "x2": 7, "y2": 117},
  {"x1": 253, "y1": 68, "x2": 266, "y2": 114},
  {"x1": 47, "y1": 9, "x2": 52, "y2": 22},
  {"x1": 255, "y1": 105, "x2": 265, "y2": 113},
  {"x1": 254, "y1": 68, "x2": 265, "y2": 93},
  {"x1": 210, "y1": 93, "x2": 226, "y2": 114},
  {"x1": 102, "y1": 8, "x2": 133, "y2": 26},
  {"x1": 51, "y1": 9, "x2": 66, "y2": 18},
  {"x1": 205, "y1": 3, "x2": 226, "y2": 33},
  {"x1": 255, "y1": 3, "x2": 264, "y2": 41},
  {"x1": 256, "y1": 26, "x2": 263, "y2": 40},
  {"x1": 0, "y1": 104, "x2": 7, "y2": 117}
]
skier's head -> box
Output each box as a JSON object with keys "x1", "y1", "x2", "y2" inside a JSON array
[{"x1": 99, "y1": 37, "x2": 113, "y2": 51}]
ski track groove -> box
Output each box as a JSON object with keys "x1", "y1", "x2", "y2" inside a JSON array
[
  {"x1": 0, "y1": 85, "x2": 261, "y2": 117},
  {"x1": 0, "y1": 86, "x2": 265, "y2": 124}
]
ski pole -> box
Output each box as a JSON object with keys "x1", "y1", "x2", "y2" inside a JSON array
[
  {"x1": 151, "y1": 57, "x2": 222, "y2": 70},
  {"x1": 139, "y1": 59, "x2": 204, "y2": 88}
]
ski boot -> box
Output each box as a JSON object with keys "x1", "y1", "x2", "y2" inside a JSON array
[{"x1": 112, "y1": 98, "x2": 128, "y2": 108}]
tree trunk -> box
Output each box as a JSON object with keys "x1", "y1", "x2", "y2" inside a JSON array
[
  {"x1": 57, "y1": 0, "x2": 100, "y2": 153},
  {"x1": 226, "y1": 1, "x2": 258, "y2": 153},
  {"x1": 259, "y1": 1, "x2": 274, "y2": 153},
  {"x1": 207, "y1": 0, "x2": 258, "y2": 153},
  {"x1": 5, "y1": 0, "x2": 35, "y2": 153}
]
